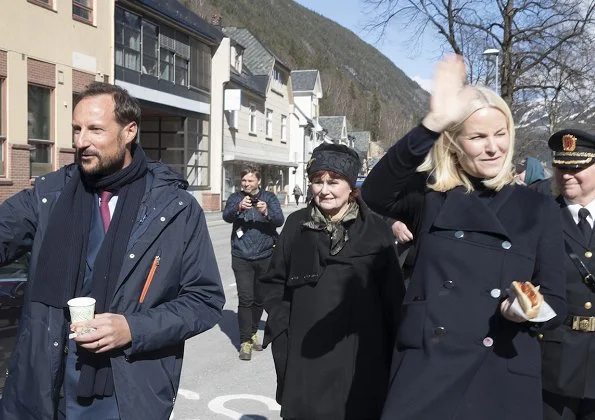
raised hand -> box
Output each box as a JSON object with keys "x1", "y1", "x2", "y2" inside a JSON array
[{"x1": 422, "y1": 55, "x2": 476, "y2": 133}]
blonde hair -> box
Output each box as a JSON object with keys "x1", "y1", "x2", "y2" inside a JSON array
[{"x1": 417, "y1": 86, "x2": 516, "y2": 192}]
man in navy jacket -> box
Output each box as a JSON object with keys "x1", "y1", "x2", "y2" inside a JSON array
[
  {"x1": 0, "y1": 83, "x2": 224, "y2": 420},
  {"x1": 223, "y1": 167, "x2": 284, "y2": 360}
]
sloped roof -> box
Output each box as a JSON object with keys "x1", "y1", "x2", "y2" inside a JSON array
[
  {"x1": 319, "y1": 116, "x2": 346, "y2": 141},
  {"x1": 291, "y1": 70, "x2": 318, "y2": 92},
  {"x1": 134, "y1": 0, "x2": 223, "y2": 43},
  {"x1": 222, "y1": 27, "x2": 289, "y2": 75},
  {"x1": 230, "y1": 72, "x2": 267, "y2": 98},
  {"x1": 349, "y1": 131, "x2": 371, "y2": 160}
]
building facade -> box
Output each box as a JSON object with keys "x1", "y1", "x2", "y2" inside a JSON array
[
  {"x1": 115, "y1": 0, "x2": 229, "y2": 210},
  {"x1": 221, "y1": 28, "x2": 294, "y2": 205},
  {"x1": 288, "y1": 70, "x2": 324, "y2": 199},
  {"x1": 0, "y1": 0, "x2": 112, "y2": 202}
]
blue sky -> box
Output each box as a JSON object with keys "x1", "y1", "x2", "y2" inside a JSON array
[{"x1": 294, "y1": 0, "x2": 442, "y2": 91}]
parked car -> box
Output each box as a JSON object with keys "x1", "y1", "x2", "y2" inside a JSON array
[{"x1": 0, "y1": 254, "x2": 29, "y2": 393}]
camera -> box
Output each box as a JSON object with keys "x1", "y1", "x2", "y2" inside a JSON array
[{"x1": 250, "y1": 197, "x2": 259, "y2": 205}]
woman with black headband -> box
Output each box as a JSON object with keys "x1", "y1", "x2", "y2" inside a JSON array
[{"x1": 260, "y1": 143, "x2": 404, "y2": 420}]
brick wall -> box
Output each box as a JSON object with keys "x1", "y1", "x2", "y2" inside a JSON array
[
  {"x1": 28, "y1": 58, "x2": 56, "y2": 87},
  {"x1": 0, "y1": 145, "x2": 32, "y2": 202},
  {"x1": 72, "y1": 70, "x2": 95, "y2": 94},
  {"x1": 58, "y1": 148, "x2": 75, "y2": 168},
  {"x1": 201, "y1": 192, "x2": 221, "y2": 211}
]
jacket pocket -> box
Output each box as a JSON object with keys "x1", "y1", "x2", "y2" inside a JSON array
[{"x1": 396, "y1": 300, "x2": 427, "y2": 349}]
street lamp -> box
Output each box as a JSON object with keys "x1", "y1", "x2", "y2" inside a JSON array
[{"x1": 482, "y1": 48, "x2": 500, "y2": 94}]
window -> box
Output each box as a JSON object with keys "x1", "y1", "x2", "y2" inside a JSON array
[
  {"x1": 142, "y1": 21, "x2": 158, "y2": 77},
  {"x1": 28, "y1": 85, "x2": 53, "y2": 177},
  {"x1": 140, "y1": 116, "x2": 210, "y2": 188},
  {"x1": 190, "y1": 39, "x2": 211, "y2": 91},
  {"x1": 175, "y1": 56, "x2": 188, "y2": 86},
  {"x1": 73, "y1": 0, "x2": 93, "y2": 23},
  {"x1": 28, "y1": 0, "x2": 52, "y2": 8},
  {"x1": 249, "y1": 105, "x2": 256, "y2": 133},
  {"x1": 115, "y1": 7, "x2": 141, "y2": 72},
  {"x1": 160, "y1": 50, "x2": 175, "y2": 82},
  {"x1": 266, "y1": 109, "x2": 273, "y2": 138},
  {"x1": 281, "y1": 115, "x2": 287, "y2": 142},
  {"x1": 272, "y1": 68, "x2": 283, "y2": 84}
]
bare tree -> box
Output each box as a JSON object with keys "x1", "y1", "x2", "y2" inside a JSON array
[{"x1": 365, "y1": 0, "x2": 595, "y2": 107}]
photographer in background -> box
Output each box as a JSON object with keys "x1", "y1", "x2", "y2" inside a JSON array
[{"x1": 223, "y1": 166, "x2": 284, "y2": 360}]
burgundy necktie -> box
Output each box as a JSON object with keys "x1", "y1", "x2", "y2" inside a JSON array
[{"x1": 99, "y1": 190, "x2": 113, "y2": 233}]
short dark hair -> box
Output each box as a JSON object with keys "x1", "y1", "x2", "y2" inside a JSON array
[
  {"x1": 74, "y1": 82, "x2": 141, "y2": 128},
  {"x1": 240, "y1": 166, "x2": 261, "y2": 180}
]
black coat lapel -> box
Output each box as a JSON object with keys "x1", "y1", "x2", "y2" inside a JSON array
[
  {"x1": 558, "y1": 196, "x2": 589, "y2": 248},
  {"x1": 432, "y1": 186, "x2": 510, "y2": 239}
]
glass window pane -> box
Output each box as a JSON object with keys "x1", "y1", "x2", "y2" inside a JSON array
[
  {"x1": 73, "y1": 4, "x2": 91, "y2": 21},
  {"x1": 28, "y1": 85, "x2": 51, "y2": 140},
  {"x1": 141, "y1": 117, "x2": 159, "y2": 131},
  {"x1": 145, "y1": 149, "x2": 160, "y2": 161},
  {"x1": 161, "y1": 117, "x2": 183, "y2": 132},
  {"x1": 142, "y1": 56, "x2": 157, "y2": 76},
  {"x1": 30, "y1": 142, "x2": 53, "y2": 177},
  {"x1": 139, "y1": 132, "x2": 159, "y2": 148},
  {"x1": 162, "y1": 149, "x2": 184, "y2": 164}
]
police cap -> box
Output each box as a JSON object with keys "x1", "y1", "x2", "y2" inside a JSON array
[{"x1": 548, "y1": 128, "x2": 595, "y2": 169}]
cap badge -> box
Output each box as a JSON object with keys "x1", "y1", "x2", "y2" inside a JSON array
[{"x1": 563, "y1": 134, "x2": 577, "y2": 152}]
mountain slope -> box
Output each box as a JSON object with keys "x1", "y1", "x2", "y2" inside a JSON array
[{"x1": 182, "y1": 0, "x2": 429, "y2": 149}]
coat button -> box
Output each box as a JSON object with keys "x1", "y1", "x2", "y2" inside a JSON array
[
  {"x1": 586, "y1": 251, "x2": 593, "y2": 258},
  {"x1": 53, "y1": 341, "x2": 59, "y2": 347},
  {"x1": 586, "y1": 302, "x2": 593, "y2": 310},
  {"x1": 160, "y1": 216, "x2": 166, "y2": 222},
  {"x1": 64, "y1": 346, "x2": 69, "y2": 354},
  {"x1": 454, "y1": 231, "x2": 464, "y2": 239},
  {"x1": 490, "y1": 288, "x2": 501, "y2": 298},
  {"x1": 444, "y1": 280, "x2": 455, "y2": 289},
  {"x1": 483, "y1": 337, "x2": 494, "y2": 347},
  {"x1": 537, "y1": 333, "x2": 544, "y2": 340},
  {"x1": 42, "y1": 198, "x2": 48, "y2": 204},
  {"x1": 129, "y1": 253, "x2": 135, "y2": 259},
  {"x1": 501, "y1": 241, "x2": 512, "y2": 250},
  {"x1": 434, "y1": 326, "x2": 446, "y2": 336},
  {"x1": 178, "y1": 201, "x2": 184, "y2": 206}
]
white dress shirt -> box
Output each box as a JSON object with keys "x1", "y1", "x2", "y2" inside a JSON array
[{"x1": 564, "y1": 198, "x2": 595, "y2": 229}]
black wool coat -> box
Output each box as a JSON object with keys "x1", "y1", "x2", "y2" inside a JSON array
[
  {"x1": 362, "y1": 126, "x2": 567, "y2": 420},
  {"x1": 260, "y1": 199, "x2": 404, "y2": 420},
  {"x1": 541, "y1": 197, "x2": 595, "y2": 399}
]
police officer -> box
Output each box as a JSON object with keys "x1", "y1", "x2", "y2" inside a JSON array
[{"x1": 541, "y1": 128, "x2": 595, "y2": 420}]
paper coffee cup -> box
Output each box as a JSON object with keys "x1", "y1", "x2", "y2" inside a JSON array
[{"x1": 67, "y1": 297, "x2": 96, "y2": 323}]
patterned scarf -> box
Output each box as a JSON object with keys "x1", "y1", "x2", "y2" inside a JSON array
[{"x1": 303, "y1": 201, "x2": 359, "y2": 255}]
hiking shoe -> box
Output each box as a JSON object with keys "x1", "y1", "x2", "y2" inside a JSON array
[
  {"x1": 251, "y1": 333, "x2": 263, "y2": 351},
  {"x1": 239, "y1": 341, "x2": 252, "y2": 361}
]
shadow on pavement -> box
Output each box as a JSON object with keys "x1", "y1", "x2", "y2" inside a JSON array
[
  {"x1": 218, "y1": 309, "x2": 267, "y2": 351},
  {"x1": 240, "y1": 416, "x2": 268, "y2": 420},
  {"x1": 218, "y1": 309, "x2": 240, "y2": 350}
]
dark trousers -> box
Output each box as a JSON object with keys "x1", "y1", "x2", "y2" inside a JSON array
[
  {"x1": 232, "y1": 255, "x2": 271, "y2": 343},
  {"x1": 544, "y1": 390, "x2": 595, "y2": 420},
  {"x1": 294, "y1": 194, "x2": 300, "y2": 205}
]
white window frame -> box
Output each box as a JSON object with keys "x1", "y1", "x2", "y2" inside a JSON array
[
  {"x1": 249, "y1": 104, "x2": 256, "y2": 133},
  {"x1": 281, "y1": 114, "x2": 287, "y2": 142},
  {"x1": 266, "y1": 108, "x2": 273, "y2": 139}
]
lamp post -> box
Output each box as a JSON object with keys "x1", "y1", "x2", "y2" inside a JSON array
[{"x1": 482, "y1": 48, "x2": 500, "y2": 94}]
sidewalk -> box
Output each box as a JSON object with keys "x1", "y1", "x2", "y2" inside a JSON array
[{"x1": 204, "y1": 203, "x2": 307, "y2": 227}]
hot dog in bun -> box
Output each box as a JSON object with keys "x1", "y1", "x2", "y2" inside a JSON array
[{"x1": 511, "y1": 281, "x2": 543, "y2": 319}]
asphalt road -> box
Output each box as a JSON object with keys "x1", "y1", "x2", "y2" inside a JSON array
[{"x1": 171, "y1": 205, "x2": 305, "y2": 420}]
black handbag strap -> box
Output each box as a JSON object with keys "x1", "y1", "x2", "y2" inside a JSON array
[{"x1": 564, "y1": 239, "x2": 595, "y2": 292}]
